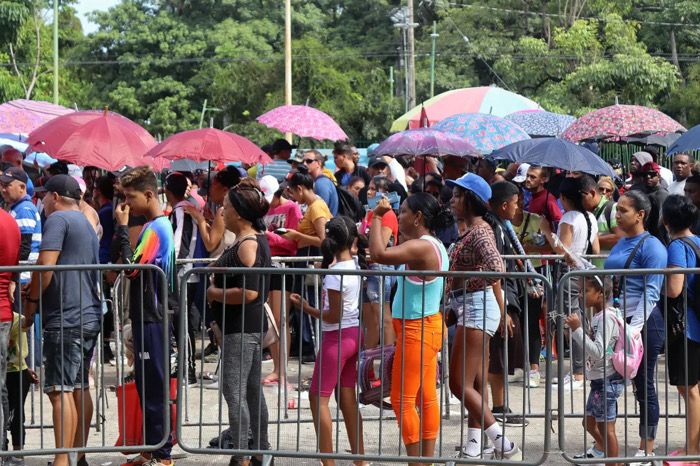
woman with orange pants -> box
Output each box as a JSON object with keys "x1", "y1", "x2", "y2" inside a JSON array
[{"x1": 369, "y1": 192, "x2": 450, "y2": 466}]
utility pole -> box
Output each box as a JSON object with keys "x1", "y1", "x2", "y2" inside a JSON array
[
  {"x1": 406, "y1": 0, "x2": 416, "y2": 109},
  {"x1": 389, "y1": 66, "x2": 394, "y2": 99},
  {"x1": 53, "y1": 0, "x2": 58, "y2": 104},
  {"x1": 430, "y1": 22, "x2": 438, "y2": 98},
  {"x1": 284, "y1": 0, "x2": 293, "y2": 143}
]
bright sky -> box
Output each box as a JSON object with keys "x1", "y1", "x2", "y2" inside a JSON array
[{"x1": 74, "y1": 0, "x2": 121, "y2": 34}]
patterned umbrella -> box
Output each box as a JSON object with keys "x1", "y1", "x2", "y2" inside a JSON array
[
  {"x1": 432, "y1": 113, "x2": 531, "y2": 154},
  {"x1": 372, "y1": 128, "x2": 477, "y2": 157},
  {"x1": 561, "y1": 104, "x2": 685, "y2": 143},
  {"x1": 504, "y1": 110, "x2": 576, "y2": 137},
  {"x1": 0, "y1": 107, "x2": 46, "y2": 134},
  {"x1": 0, "y1": 99, "x2": 74, "y2": 123},
  {"x1": 391, "y1": 86, "x2": 541, "y2": 132},
  {"x1": 257, "y1": 105, "x2": 347, "y2": 141}
]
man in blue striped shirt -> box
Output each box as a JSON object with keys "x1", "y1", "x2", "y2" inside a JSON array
[
  {"x1": 256, "y1": 138, "x2": 296, "y2": 181},
  {"x1": 0, "y1": 167, "x2": 41, "y2": 284}
]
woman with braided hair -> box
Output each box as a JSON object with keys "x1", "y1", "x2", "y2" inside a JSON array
[
  {"x1": 290, "y1": 216, "x2": 366, "y2": 466},
  {"x1": 540, "y1": 175, "x2": 600, "y2": 391}
]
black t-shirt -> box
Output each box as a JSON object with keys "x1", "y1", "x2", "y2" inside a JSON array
[{"x1": 212, "y1": 234, "x2": 271, "y2": 334}]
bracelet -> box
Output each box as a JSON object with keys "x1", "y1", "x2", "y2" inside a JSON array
[
  {"x1": 26, "y1": 297, "x2": 38, "y2": 304},
  {"x1": 372, "y1": 215, "x2": 383, "y2": 221}
]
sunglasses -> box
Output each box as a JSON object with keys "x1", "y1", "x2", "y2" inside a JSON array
[
  {"x1": 642, "y1": 171, "x2": 659, "y2": 178},
  {"x1": 303, "y1": 158, "x2": 317, "y2": 164}
]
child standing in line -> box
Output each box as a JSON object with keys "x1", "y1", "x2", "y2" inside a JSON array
[
  {"x1": 567, "y1": 275, "x2": 622, "y2": 466},
  {"x1": 290, "y1": 216, "x2": 366, "y2": 466}
]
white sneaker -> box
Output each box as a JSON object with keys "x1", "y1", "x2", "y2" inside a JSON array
[
  {"x1": 510, "y1": 368, "x2": 524, "y2": 383},
  {"x1": 552, "y1": 375, "x2": 584, "y2": 391},
  {"x1": 551, "y1": 373, "x2": 570, "y2": 385},
  {"x1": 528, "y1": 369, "x2": 541, "y2": 388},
  {"x1": 498, "y1": 443, "x2": 523, "y2": 461},
  {"x1": 456, "y1": 445, "x2": 495, "y2": 459},
  {"x1": 573, "y1": 444, "x2": 604, "y2": 466},
  {"x1": 629, "y1": 449, "x2": 656, "y2": 466},
  {"x1": 205, "y1": 380, "x2": 219, "y2": 390}
]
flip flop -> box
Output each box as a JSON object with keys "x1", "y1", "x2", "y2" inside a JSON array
[
  {"x1": 261, "y1": 377, "x2": 280, "y2": 386},
  {"x1": 664, "y1": 450, "x2": 700, "y2": 465}
]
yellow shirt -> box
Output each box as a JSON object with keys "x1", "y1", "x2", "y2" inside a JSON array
[
  {"x1": 8, "y1": 312, "x2": 28, "y2": 372},
  {"x1": 298, "y1": 198, "x2": 332, "y2": 237},
  {"x1": 512, "y1": 211, "x2": 544, "y2": 269}
]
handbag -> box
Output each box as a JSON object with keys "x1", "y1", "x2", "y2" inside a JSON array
[{"x1": 263, "y1": 303, "x2": 280, "y2": 348}]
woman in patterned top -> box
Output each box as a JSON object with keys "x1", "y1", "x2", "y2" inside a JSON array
[{"x1": 445, "y1": 173, "x2": 522, "y2": 461}]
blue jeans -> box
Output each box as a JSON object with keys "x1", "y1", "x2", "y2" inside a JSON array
[
  {"x1": 43, "y1": 322, "x2": 100, "y2": 393},
  {"x1": 586, "y1": 375, "x2": 624, "y2": 423},
  {"x1": 363, "y1": 263, "x2": 395, "y2": 304},
  {"x1": 631, "y1": 307, "x2": 665, "y2": 440}
]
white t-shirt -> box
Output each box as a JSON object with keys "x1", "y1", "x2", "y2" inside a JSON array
[
  {"x1": 321, "y1": 260, "x2": 361, "y2": 332},
  {"x1": 388, "y1": 158, "x2": 408, "y2": 191},
  {"x1": 557, "y1": 210, "x2": 598, "y2": 256},
  {"x1": 669, "y1": 179, "x2": 686, "y2": 195},
  {"x1": 660, "y1": 166, "x2": 674, "y2": 187}
]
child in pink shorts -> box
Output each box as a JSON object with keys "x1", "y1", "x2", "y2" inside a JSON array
[{"x1": 290, "y1": 216, "x2": 366, "y2": 466}]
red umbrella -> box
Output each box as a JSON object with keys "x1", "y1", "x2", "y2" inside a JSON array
[
  {"x1": 143, "y1": 128, "x2": 273, "y2": 165},
  {"x1": 561, "y1": 104, "x2": 686, "y2": 142},
  {"x1": 26, "y1": 109, "x2": 157, "y2": 171}
]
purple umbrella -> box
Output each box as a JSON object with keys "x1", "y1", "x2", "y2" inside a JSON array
[{"x1": 373, "y1": 127, "x2": 477, "y2": 157}]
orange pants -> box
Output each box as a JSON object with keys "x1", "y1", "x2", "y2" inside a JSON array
[{"x1": 391, "y1": 313, "x2": 445, "y2": 445}]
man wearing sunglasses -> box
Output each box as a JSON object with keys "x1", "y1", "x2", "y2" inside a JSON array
[
  {"x1": 302, "y1": 149, "x2": 338, "y2": 216},
  {"x1": 642, "y1": 161, "x2": 670, "y2": 245}
]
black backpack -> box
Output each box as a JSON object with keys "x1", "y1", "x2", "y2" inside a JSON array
[
  {"x1": 661, "y1": 237, "x2": 700, "y2": 342},
  {"x1": 336, "y1": 184, "x2": 364, "y2": 222}
]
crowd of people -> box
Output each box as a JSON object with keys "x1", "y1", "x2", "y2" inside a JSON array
[{"x1": 0, "y1": 139, "x2": 699, "y2": 466}]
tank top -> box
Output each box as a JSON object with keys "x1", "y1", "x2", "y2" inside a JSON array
[{"x1": 391, "y1": 235, "x2": 449, "y2": 320}]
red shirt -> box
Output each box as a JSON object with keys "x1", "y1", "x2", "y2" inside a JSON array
[
  {"x1": 527, "y1": 189, "x2": 562, "y2": 230},
  {"x1": 361, "y1": 210, "x2": 399, "y2": 247},
  {"x1": 0, "y1": 209, "x2": 20, "y2": 322}
]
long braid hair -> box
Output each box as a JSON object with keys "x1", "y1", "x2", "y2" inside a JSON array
[
  {"x1": 558, "y1": 176, "x2": 593, "y2": 255},
  {"x1": 321, "y1": 216, "x2": 366, "y2": 270}
]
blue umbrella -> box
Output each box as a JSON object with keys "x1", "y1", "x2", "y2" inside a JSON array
[
  {"x1": 485, "y1": 138, "x2": 616, "y2": 178},
  {"x1": 668, "y1": 125, "x2": 700, "y2": 155}
]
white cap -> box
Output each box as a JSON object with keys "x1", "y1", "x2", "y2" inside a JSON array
[
  {"x1": 512, "y1": 163, "x2": 530, "y2": 183},
  {"x1": 71, "y1": 175, "x2": 87, "y2": 194},
  {"x1": 259, "y1": 175, "x2": 279, "y2": 203}
]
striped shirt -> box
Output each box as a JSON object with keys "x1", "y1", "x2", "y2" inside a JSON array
[
  {"x1": 10, "y1": 196, "x2": 41, "y2": 283},
  {"x1": 256, "y1": 160, "x2": 291, "y2": 181}
]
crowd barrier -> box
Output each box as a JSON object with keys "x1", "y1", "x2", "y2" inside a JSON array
[
  {"x1": 0, "y1": 263, "x2": 171, "y2": 465},
  {"x1": 9, "y1": 255, "x2": 700, "y2": 465},
  {"x1": 557, "y1": 267, "x2": 700, "y2": 465}
]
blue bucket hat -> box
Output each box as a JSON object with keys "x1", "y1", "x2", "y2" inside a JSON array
[{"x1": 445, "y1": 172, "x2": 492, "y2": 203}]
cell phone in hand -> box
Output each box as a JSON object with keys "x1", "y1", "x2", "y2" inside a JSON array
[
  {"x1": 367, "y1": 192, "x2": 400, "y2": 209},
  {"x1": 274, "y1": 228, "x2": 288, "y2": 235}
]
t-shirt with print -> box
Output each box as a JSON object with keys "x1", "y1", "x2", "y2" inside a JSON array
[
  {"x1": 557, "y1": 210, "x2": 598, "y2": 257},
  {"x1": 667, "y1": 235, "x2": 700, "y2": 343},
  {"x1": 512, "y1": 211, "x2": 543, "y2": 269},
  {"x1": 593, "y1": 196, "x2": 617, "y2": 267},
  {"x1": 40, "y1": 210, "x2": 101, "y2": 329},
  {"x1": 10, "y1": 195, "x2": 41, "y2": 283},
  {"x1": 321, "y1": 259, "x2": 360, "y2": 332},
  {"x1": 298, "y1": 198, "x2": 332, "y2": 237},
  {"x1": 7, "y1": 313, "x2": 27, "y2": 372}
]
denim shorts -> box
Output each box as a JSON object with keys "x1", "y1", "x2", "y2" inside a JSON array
[
  {"x1": 363, "y1": 263, "x2": 396, "y2": 304},
  {"x1": 585, "y1": 375, "x2": 624, "y2": 423},
  {"x1": 43, "y1": 321, "x2": 100, "y2": 393},
  {"x1": 448, "y1": 288, "x2": 500, "y2": 336}
]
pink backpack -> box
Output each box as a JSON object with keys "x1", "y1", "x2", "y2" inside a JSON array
[{"x1": 605, "y1": 310, "x2": 644, "y2": 379}]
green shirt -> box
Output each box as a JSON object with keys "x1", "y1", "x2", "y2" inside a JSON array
[
  {"x1": 512, "y1": 211, "x2": 543, "y2": 269},
  {"x1": 593, "y1": 196, "x2": 617, "y2": 267}
]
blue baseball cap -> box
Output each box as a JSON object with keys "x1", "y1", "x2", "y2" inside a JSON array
[{"x1": 445, "y1": 173, "x2": 492, "y2": 203}]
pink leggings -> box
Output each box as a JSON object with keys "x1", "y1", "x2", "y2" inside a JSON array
[{"x1": 309, "y1": 327, "x2": 363, "y2": 397}]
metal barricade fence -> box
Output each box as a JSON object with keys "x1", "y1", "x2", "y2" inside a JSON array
[
  {"x1": 0, "y1": 263, "x2": 170, "y2": 465},
  {"x1": 176, "y1": 266, "x2": 554, "y2": 465},
  {"x1": 557, "y1": 267, "x2": 700, "y2": 465}
]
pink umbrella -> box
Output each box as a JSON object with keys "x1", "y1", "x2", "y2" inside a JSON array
[
  {"x1": 0, "y1": 107, "x2": 45, "y2": 134},
  {"x1": 143, "y1": 128, "x2": 273, "y2": 166},
  {"x1": 256, "y1": 105, "x2": 347, "y2": 141},
  {"x1": 0, "y1": 99, "x2": 74, "y2": 123},
  {"x1": 561, "y1": 104, "x2": 686, "y2": 142},
  {"x1": 27, "y1": 109, "x2": 158, "y2": 171}
]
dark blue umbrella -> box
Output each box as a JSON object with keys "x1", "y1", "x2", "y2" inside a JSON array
[
  {"x1": 668, "y1": 125, "x2": 700, "y2": 155},
  {"x1": 485, "y1": 137, "x2": 616, "y2": 178}
]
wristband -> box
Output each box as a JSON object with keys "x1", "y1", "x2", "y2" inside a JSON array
[{"x1": 372, "y1": 215, "x2": 383, "y2": 221}]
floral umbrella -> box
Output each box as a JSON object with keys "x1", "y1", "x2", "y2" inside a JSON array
[
  {"x1": 0, "y1": 107, "x2": 45, "y2": 134},
  {"x1": 561, "y1": 104, "x2": 686, "y2": 143},
  {"x1": 504, "y1": 110, "x2": 576, "y2": 137},
  {"x1": 256, "y1": 105, "x2": 347, "y2": 141},
  {"x1": 432, "y1": 113, "x2": 531, "y2": 154}
]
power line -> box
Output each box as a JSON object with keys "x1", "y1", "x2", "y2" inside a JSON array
[{"x1": 447, "y1": 2, "x2": 700, "y2": 29}]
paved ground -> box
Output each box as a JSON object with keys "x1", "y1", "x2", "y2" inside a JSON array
[{"x1": 13, "y1": 349, "x2": 691, "y2": 465}]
